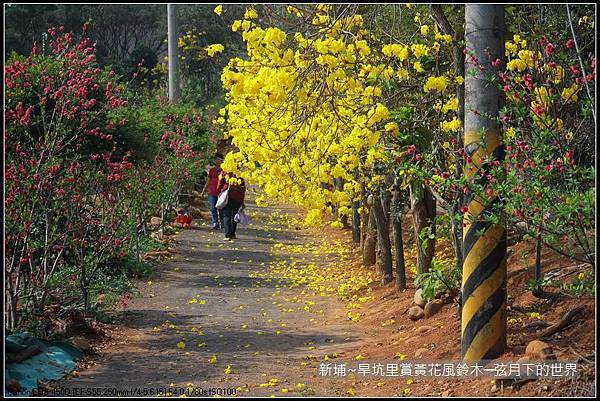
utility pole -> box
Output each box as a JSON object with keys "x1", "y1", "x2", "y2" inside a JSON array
[
  {"x1": 461, "y1": 4, "x2": 506, "y2": 362},
  {"x1": 167, "y1": 4, "x2": 181, "y2": 102}
]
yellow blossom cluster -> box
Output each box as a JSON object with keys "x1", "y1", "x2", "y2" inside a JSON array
[
  {"x1": 219, "y1": 5, "x2": 460, "y2": 225},
  {"x1": 220, "y1": 7, "x2": 392, "y2": 224},
  {"x1": 423, "y1": 76, "x2": 449, "y2": 93},
  {"x1": 205, "y1": 43, "x2": 225, "y2": 57}
]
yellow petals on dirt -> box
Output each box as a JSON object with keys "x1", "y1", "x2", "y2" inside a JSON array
[{"x1": 259, "y1": 378, "x2": 280, "y2": 387}]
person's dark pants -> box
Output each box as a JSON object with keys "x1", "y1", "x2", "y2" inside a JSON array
[
  {"x1": 222, "y1": 199, "x2": 241, "y2": 238},
  {"x1": 207, "y1": 194, "x2": 222, "y2": 227}
]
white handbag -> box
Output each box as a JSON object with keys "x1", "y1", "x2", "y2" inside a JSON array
[
  {"x1": 215, "y1": 188, "x2": 229, "y2": 210},
  {"x1": 234, "y1": 207, "x2": 249, "y2": 225}
]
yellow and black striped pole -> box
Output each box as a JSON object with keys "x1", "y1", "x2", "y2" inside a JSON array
[{"x1": 461, "y1": 4, "x2": 507, "y2": 362}]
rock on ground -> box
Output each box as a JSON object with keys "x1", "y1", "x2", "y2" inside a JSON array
[
  {"x1": 414, "y1": 289, "x2": 427, "y2": 308},
  {"x1": 424, "y1": 299, "x2": 443, "y2": 318},
  {"x1": 525, "y1": 340, "x2": 556, "y2": 360},
  {"x1": 408, "y1": 306, "x2": 425, "y2": 320}
]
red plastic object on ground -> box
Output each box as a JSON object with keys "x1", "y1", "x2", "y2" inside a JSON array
[{"x1": 183, "y1": 213, "x2": 193, "y2": 229}]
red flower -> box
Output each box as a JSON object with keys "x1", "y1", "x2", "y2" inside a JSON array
[
  {"x1": 565, "y1": 39, "x2": 575, "y2": 49},
  {"x1": 523, "y1": 74, "x2": 534, "y2": 90},
  {"x1": 533, "y1": 105, "x2": 545, "y2": 116}
]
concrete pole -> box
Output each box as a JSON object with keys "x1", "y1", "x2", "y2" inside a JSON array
[
  {"x1": 461, "y1": 4, "x2": 506, "y2": 362},
  {"x1": 167, "y1": 4, "x2": 181, "y2": 102}
]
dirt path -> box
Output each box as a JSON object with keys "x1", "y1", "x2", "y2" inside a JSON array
[
  {"x1": 56, "y1": 190, "x2": 597, "y2": 398},
  {"x1": 63, "y1": 192, "x2": 365, "y2": 396}
]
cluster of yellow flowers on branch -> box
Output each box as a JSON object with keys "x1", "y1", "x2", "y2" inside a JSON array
[{"x1": 217, "y1": 4, "x2": 460, "y2": 225}]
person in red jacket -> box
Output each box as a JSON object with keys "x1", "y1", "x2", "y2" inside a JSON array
[
  {"x1": 216, "y1": 171, "x2": 246, "y2": 240},
  {"x1": 201, "y1": 154, "x2": 224, "y2": 229}
]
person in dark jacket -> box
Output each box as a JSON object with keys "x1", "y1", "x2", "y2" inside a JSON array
[
  {"x1": 216, "y1": 171, "x2": 246, "y2": 240},
  {"x1": 201, "y1": 154, "x2": 223, "y2": 229}
]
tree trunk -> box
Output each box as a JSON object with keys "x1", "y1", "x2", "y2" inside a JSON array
[
  {"x1": 392, "y1": 185, "x2": 406, "y2": 291},
  {"x1": 535, "y1": 230, "x2": 542, "y2": 281},
  {"x1": 352, "y1": 199, "x2": 361, "y2": 244},
  {"x1": 410, "y1": 183, "x2": 436, "y2": 275},
  {"x1": 363, "y1": 206, "x2": 376, "y2": 267},
  {"x1": 360, "y1": 182, "x2": 367, "y2": 250},
  {"x1": 6, "y1": 285, "x2": 17, "y2": 331},
  {"x1": 461, "y1": 4, "x2": 506, "y2": 362},
  {"x1": 335, "y1": 178, "x2": 349, "y2": 228},
  {"x1": 373, "y1": 193, "x2": 393, "y2": 284},
  {"x1": 431, "y1": 4, "x2": 466, "y2": 272}
]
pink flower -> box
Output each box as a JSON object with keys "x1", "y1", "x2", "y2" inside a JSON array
[
  {"x1": 49, "y1": 165, "x2": 61, "y2": 175},
  {"x1": 491, "y1": 58, "x2": 502, "y2": 68},
  {"x1": 523, "y1": 74, "x2": 534, "y2": 90},
  {"x1": 570, "y1": 65, "x2": 580, "y2": 75},
  {"x1": 565, "y1": 39, "x2": 575, "y2": 49},
  {"x1": 545, "y1": 43, "x2": 555, "y2": 55},
  {"x1": 564, "y1": 150, "x2": 574, "y2": 160}
]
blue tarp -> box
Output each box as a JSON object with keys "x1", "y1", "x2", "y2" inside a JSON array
[{"x1": 5, "y1": 332, "x2": 83, "y2": 397}]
